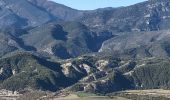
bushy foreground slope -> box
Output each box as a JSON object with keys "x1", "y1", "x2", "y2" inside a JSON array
[{"x1": 0, "y1": 53, "x2": 170, "y2": 93}]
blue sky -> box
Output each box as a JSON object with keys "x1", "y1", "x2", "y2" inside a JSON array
[{"x1": 51, "y1": 0, "x2": 147, "y2": 10}]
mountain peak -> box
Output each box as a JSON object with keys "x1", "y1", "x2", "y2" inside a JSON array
[
  {"x1": 27, "y1": 0, "x2": 83, "y2": 20},
  {"x1": 0, "y1": 0, "x2": 56, "y2": 28},
  {"x1": 149, "y1": 0, "x2": 170, "y2": 3}
]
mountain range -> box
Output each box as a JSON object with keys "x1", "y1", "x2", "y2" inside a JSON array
[{"x1": 1, "y1": 0, "x2": 170, "y2": 96}]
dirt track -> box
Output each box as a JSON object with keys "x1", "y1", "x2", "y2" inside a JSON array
[{"x1": 56, "y1": 94, "x2": 130, "y2": 100}]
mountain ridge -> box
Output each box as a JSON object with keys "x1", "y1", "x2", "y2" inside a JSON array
[{"x1": 1, "y1": 0, "x2": 170, "y2": 97}]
